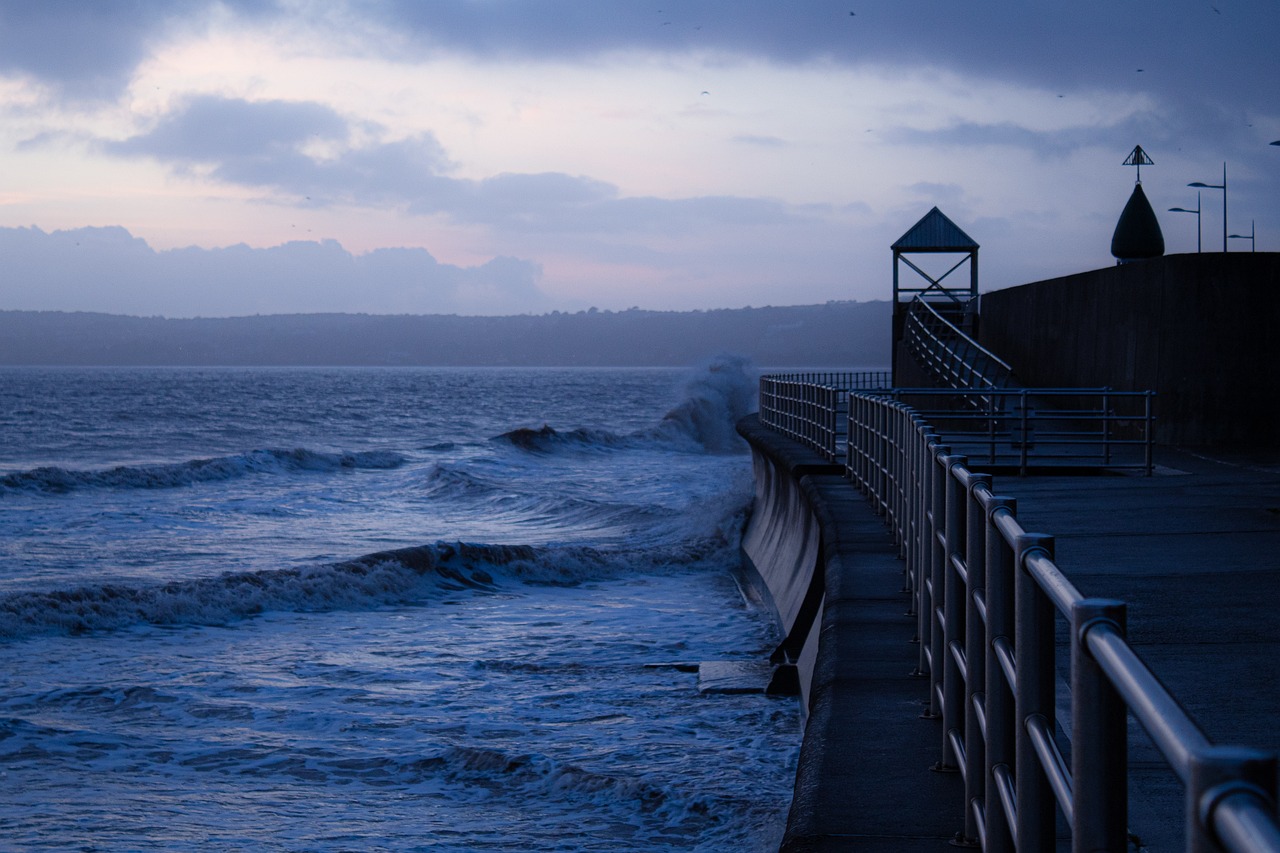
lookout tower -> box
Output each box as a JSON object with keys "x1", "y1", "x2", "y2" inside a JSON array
[{"x1": 891, "y1": 207, "x2": 980, "y2": 378}]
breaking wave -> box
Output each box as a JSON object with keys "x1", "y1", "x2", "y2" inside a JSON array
[
  {"x1": 0, "y1": 448, "x2": 406, "y2": 495},
  {"x1": 0, "y1": 535, "x2": 740, "y2": 641},
  {"x1": 495, "y1": 354, "x2": 758, "y2": 456}
]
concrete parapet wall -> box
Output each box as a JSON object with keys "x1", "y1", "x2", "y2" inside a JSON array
[{"x1": 976, "y1": 252, "x2": 1280, "y2": 446}]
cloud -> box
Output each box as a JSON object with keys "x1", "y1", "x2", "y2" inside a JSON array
[
  {"x1": 98, "y1": 94, "x2": 812, "y2": 239},
  {"x1": 884, "y1": 121, "x2": 1106, "y2": 159},
  {"x1": 0, "y1": 1, "x2": 164, "y2": 98},
  {"x1": 106, "y1": 95, "x2": 350, "y2": 162},
  {"x1": 7, "y1": 2, "x2": 1273, "y2": 106},
  {"x1": 0, "y1": 225, "x2": 546, "y2": 316},
  {"x1": 0, "y1": 1, "x2": 282, "y2": 99}
]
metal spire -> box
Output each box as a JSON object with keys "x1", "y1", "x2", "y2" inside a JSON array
[{"x1": 1123, "y1": 145, "x2": 1155, "y2": 183}]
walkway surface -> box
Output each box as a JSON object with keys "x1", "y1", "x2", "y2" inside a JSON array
[
  {"x1": 757, "y1": 425, "x2": 1280, "y2": 851},
  {"x1": 996, "y1": 446, "x2": 1280, "y2": 851}
]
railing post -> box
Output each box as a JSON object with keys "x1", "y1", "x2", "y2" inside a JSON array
[
  {"x1": 1071, "y1": 598, "x2": 1128, "y2": 853},
  {"x1": 939, "y1": 454, "x2": 968, "y2": 774},
  {"x1": 846, "y1": 394, "x2": 859, "y2": 485},
  {"x1": 1188, "y1": 746, "x2": 1279, "y2": 853},
  {"x1": 1145, "y1": 391, "x2": 1155, "y2": 477},
  {"x1": 875, "y1": 400, "x2": 888, "y2": 514},
  {"x1": 895, "y1": 405, "x2": 908, "y2": 548},
  {"x1": 982, "y1": 494, "x2": 1018, "y2": 853},
  {"x1": 902, "y1": 411, "x2": 923, "y2": 593},
  {"x1": 963, "y1": 474, "x2": 993, "y2": 848},
  {"x1": 925, "y1": 443, "x2": 951, "y2": 719},
  {"x1": 1019, "y1": 390, "x2": 1031, "y2": 477},
  {"x1": 1101, "y1": 390, "x2": 1112, "y2": 466},
  {"x1": 1014, "y1": 532, "x2": 1057, "y2": 853},
  {"x1": 987, "y1": 391, "x2": 998, "y2": 464}
]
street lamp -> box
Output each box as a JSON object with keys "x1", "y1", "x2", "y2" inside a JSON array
[
  {"x1": 1188, "y1": 162, "x2": 1227, "y2": 252},
  {"x1": 1228, "y1": 220, "x2": 1255, "y2": 252},
  {"x1": 1168, "y1": 191, "x2": 1202, "y2": 253}
]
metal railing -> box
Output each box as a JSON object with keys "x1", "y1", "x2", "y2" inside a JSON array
[
  {"x1": 882, "y1": 387, "x2": 1155, "y2": 475},
  {"x1": 904, "y1": 296, "x2": 1016, "y2": 393},
  {"x1": 758, "y1": 371, "x2": 892, "y2": 461},
  {"x1": 843, "y1": 391, "x2": 1280, "y2": 853},
  {"x1": 760, "y1": 377, "x2": 1155, "y2": 475}
]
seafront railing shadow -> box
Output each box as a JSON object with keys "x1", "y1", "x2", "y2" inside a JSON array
[{"x1": 758, "y1": 373, "x2": 1280, "y2": 853}]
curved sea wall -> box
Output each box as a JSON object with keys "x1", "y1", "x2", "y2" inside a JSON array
[
  {"x1": 736, "y1": 414, "x2": 960, "y2": 850},
  {"x1": 737, "y1": 420, "x2": 838, "y2": 709}
]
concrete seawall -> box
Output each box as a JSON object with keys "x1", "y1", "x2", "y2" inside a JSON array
[{"x1": 737, "y1": 415, "x2": 962, "y2": 852}]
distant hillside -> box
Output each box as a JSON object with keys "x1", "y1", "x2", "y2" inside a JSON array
[{"x1": 0, "y1": 302, "x2": 891, "y2": 367}]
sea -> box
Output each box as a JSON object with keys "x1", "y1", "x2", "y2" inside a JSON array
[{"x1": 0, "y1": 358, "x2": 800, "y2": 852}]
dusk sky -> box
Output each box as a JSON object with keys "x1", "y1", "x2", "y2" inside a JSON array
[{"x1": 1, "y1": 1, "x2": 1277, "y2": 317}]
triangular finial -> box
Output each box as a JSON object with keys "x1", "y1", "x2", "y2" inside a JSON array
[{"x1": 1123, "y1": 145, "x2": 1154, "y2": 182}]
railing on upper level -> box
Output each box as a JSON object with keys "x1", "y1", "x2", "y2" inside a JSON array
[
  {"x1": 842, "y1": 391, "x2": 1280, "y2": 853},
  {"x1": 759, "y1": 375, "x2": 1155, "y2": 475},
  {"x1": 904, "y1": 296, "x2": 1016, "y2": 393}
]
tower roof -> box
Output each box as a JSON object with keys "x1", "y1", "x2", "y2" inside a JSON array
[{"x1": 891, "y1": 207, "x2": 979, "y2": 252}]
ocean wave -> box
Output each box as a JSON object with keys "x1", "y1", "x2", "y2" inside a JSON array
[
  {"x1": 494, "y1": 355, "x2": 758, "y2": 456},
  {"x1": 493, "y1": 424, "x2": 632, "y2": 453},
  {"x1": 435, "y1": 745, "x2": 687, "y2": 815},
  {"x1": 419, "y1": 463, "x2": 676, "y2": 531},
  {"x1": 0, "y1": 536, "x2": 740, "y2": 641},
  {"x1": 0, "y1": 447, "x2": 406, "y2": 495},
  {"x1": 651, "y1": 354, "x2": 758, "y2": 454}
]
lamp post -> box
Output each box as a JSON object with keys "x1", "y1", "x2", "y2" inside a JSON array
[
  {"x1": 1168, "y1": 192, "x2": 1202, "y2": 253},
  {"x1": 1228, "y1": 220, "x2": 1255, "y2": 252},
  {"x1": 1188, "y1": 162, "x2": 1227, "y2": 252}
]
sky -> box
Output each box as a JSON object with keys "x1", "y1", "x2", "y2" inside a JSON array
[{"x1": 0, "y1": 0, "x2": 1277, "y2": 317}]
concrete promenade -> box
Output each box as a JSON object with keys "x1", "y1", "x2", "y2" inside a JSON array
[
  {"x1": 1006, "y1": 446, "x2": 1280, "y2": 851},
  {"x1": 739, "y1": 416, "x2": 1280, "y2": 851}
]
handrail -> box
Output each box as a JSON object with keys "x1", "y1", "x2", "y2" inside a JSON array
[
  {"x1": 758, "y1": 371, "x2": 892, "y2": 461},
  {"x1": 761, "y1": 376, "x2": 1156, "y2": 474},
  {"x1": 904, "y1": 296, "x2": 1015, "y2": 393},
  {"x1": 839, "y1": 390, "x2": 1280, "y2": 853}
]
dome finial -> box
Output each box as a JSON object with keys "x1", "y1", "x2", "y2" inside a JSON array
[{"x1": 1123, "y1": 144, "x2": 1155, "y2": 183}]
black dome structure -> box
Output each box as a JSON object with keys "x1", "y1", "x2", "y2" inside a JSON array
[{"x1": 1111, "y1": 182, "x2": 1165, "y2": 263}]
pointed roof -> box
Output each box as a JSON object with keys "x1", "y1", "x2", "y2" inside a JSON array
[
  {"x1": 891, "y1": 207, "x2": 979, "y2": 252},
  {"x1": 1110, "y1": 183, "x2": 1165, "y2": 261}
]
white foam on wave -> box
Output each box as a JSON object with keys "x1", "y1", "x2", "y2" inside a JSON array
[
  {"x1": 653, "y1": 354, "x2": 758, "y2": 453},
  {"x1": 489, "y1": 355, "x2": 758, "y2": 457}
]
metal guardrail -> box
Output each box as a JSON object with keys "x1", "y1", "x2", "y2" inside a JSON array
[
  {"x1": 882, "y1": 387, "x2": 1155, "y2": 475},
  {"x1": 758, "y1": 371, "x2": 892, "y2": 462},
  {"x1": 842, "y1": 392, "x2": 1280, "y2": 853},
  {"x1": 904, "y1": 296, "x2": 1015, "y2": 393},
  {"x1": 759, "y1": 376, "x2": 1155, "y2": 475}
]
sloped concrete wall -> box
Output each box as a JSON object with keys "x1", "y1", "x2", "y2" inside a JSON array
[
  {"x1": 738, "y1": 419, "x2": 840, "y2": 710},
  {"x1": 977, "y1": 253, "x2": 1280, "y2": 447}
]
